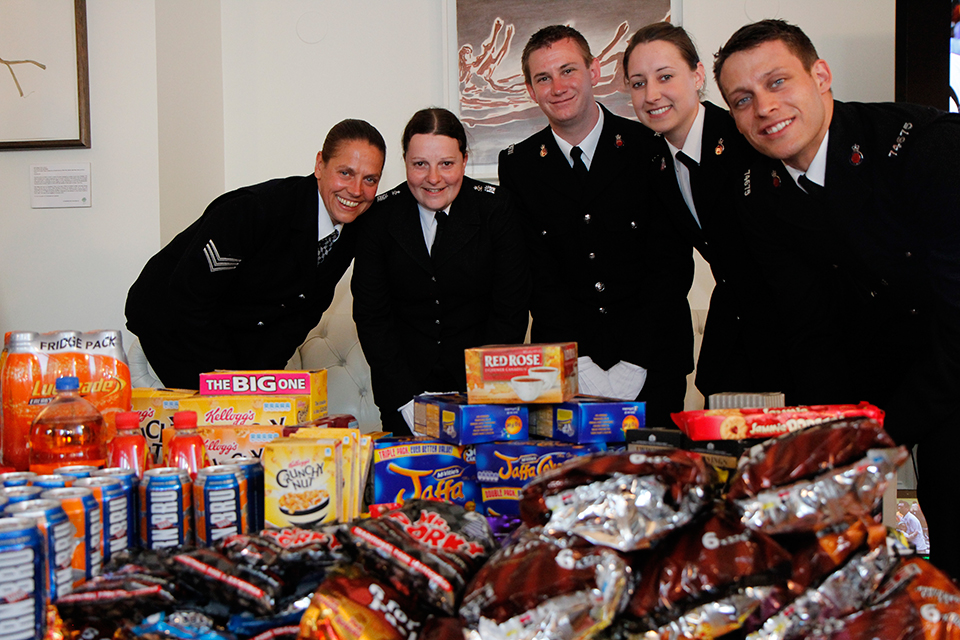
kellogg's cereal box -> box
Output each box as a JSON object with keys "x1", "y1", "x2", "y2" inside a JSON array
[
  {"x1": 372, "y1": 438, "x2": 478, "y2": 509},
  {"x1": 178, "y1": 395, "x2": 302, "y2": 426},
  {"x1": 530, "y1": 396, "x2": 645, "y2": 443},
  {"x1": 199, "y1": 370, "x2": 328, "y2": 421},
  {"x1": 286, "y1": 427, "x2": 362, "y2": 520},
  {"x1": 131, "y1": 387, "x2": 197, "y2": 464},
  {"x1": 195, "y1": 425, "x2": 285, "y2": 464},
  {"x1": 413, "y1": 393, "x2": 527, "y2": 444},
  {"x1": 465, "y1": 343, "x2": 577, "y2": 404},
  {"x1": 263, "y1": 438, "x2": 342, "y2": 528}
]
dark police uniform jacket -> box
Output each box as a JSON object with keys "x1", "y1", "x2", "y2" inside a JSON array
[
  {"x1": 126, "y1": 175, "x2": 353, "y2": 389},
  {"x1": 736, "y1": 101, "x2": 960, "y2": 446},
  {"x1": 498, "y1": 105, "x2": 694, "y2": 411},
  {"x1": 351, "y1": 177, "x2": 531, "y2": 432},
  {"x1": 648, "y1": 101, "x2": 775, "y2": 396}
]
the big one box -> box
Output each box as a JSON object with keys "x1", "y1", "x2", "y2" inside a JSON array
[
  {"x1": 465, "y1": 343, "x2": 578, "y2": 404},
  {"x1": 198, "y1": 370, "x2": 328, "y2": 421}
]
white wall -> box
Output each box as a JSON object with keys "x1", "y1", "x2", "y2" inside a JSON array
[
  {"x1": 0, "y1": 1, "x2": 160, "y2": 351},
  {"x1": 0, "y1": 0, "x2": 896, "y2": 348}
]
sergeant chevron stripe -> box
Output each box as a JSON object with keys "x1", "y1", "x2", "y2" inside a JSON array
[{"x1": 203, "y1": 240, "x2": 241, "y2": 272}]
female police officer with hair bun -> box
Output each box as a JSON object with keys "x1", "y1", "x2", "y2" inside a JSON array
[{"x1": 352, "y1": 108, "x2": 531, "y2": 435}]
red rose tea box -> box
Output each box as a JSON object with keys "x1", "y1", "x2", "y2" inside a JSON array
[{"x1": 465, "y1": 343, "x2": 578, "y2": 404}]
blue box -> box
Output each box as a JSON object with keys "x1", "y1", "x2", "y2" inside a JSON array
[
  {"x1": 414, "y1": 393, "x2": 527, "y2": 445},
  {"x1": 372, "y1": 437, "x2": 479, "y2": 509},
  {"x1": 475, "y1": 440, "x2": 604, "y2": 515},
  {"x1": 530, "y1": 396, "x2": 645, "y2": 443}
]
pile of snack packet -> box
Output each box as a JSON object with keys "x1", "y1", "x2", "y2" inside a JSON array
[{"x1": 50, "y1": 417, "x2": 960, "y2": 640}]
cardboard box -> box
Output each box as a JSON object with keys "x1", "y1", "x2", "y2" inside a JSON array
[
  {"x1": 263, "y1": 438, "x2": 342, "y2": 528},
  {"x1": 198, "y1": 370, "x2": 328, "y2": 421},
  {"x1": 530, "y1": 396, "x2": 645, "y2": 443},
  {"x1": 287, "y1": 427, "x2": 363, "y2": 520},
  {"x1": 195, "y1": 425, "x2": 285, "y2": 465},
  {"x1": 465, "y1": 343, "x2": 578, "y2": 404},
  {"x1": 414, "y1": 393, "x2": 527, "y2": 445},
  {"x1": 372, "y1": 437, "x2": 479, "y2": 509},
  {"x1": 131, "y1": 388, "x2": 197, "y2": 464},
  {"x1": 178, "y1": 395, "x2": 302, "y2": 427}
]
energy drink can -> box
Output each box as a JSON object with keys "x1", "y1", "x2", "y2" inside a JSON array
[
  {"x1": 31, "y1": 474, "x2": 68, "y2": 489},
  {"x1": 194, "y1": 465, "x2": 246, "y2": 546},
  {"x1": 0, "y1": 486, "x2": 43, "y2": 506},
  {"x1": 140, "y1": 467, "x2": 192, "y2": 550},
  {"x1": 0, "y1": 516, "x2": 46, "y2": 640},
  {"x1": 39, "y1": 487, "x2": 102, "y2": 586},
  {"x1": 0, "y1": 472, "x2": 36, "y2": 487},
  {"x1": 54, "y1": 465, "x2": 99, "y2": 483},
  {"x1": 92, "y1": 467, "x2": 139, "y2": 550},
  {"x1": 72, "y1": 476, "x2": 129, "y2": 563},
  {"x1": 228, "y1": 457, "x2": 264, "y2": 532},
  {"x1": 4, "y1": 498, "x2": 75, "y2": 601}
]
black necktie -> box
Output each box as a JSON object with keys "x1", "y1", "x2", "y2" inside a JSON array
[
  {"x1": 798, "y1": 174, "x2": 825, "y2": 203},
  {"x1": 571, "y1": 146, "x2": 589, "y2": 183},
  {"x1": 675, "y1": 151, "x2": 704, "y2": 222},
  {"x1": 317, "y1": 228, "x2": 339, "y2": 265},
  {"x1": 432, "y1": 210, "x2": 447, "y2": 256}
]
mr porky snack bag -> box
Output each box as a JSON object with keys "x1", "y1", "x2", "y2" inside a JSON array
[{"x1": 1, "y1": 330, "x2": 132, "y2": 470}]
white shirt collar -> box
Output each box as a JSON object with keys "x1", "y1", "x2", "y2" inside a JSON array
[
  {"x1": 418, "y1": 202, "x2": 449, "y2": 256},
  {"x1": 552, "y1": 102, "x2": 604, "y2": 170},
  {"x1": 784, "y1": 130, "x2": 829, "y2": 189},
  {"x1": 665, "y1": 102, "x2": 704, "y2": 164},
  {"x1": 317, "y1": 190, "x2": 342, "y2": 240}
]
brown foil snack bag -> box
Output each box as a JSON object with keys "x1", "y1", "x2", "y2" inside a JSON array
[
  {"x1": 520, "y1": 450, "x2": 715, "y2": 552},
  {"x1": 459, "y1": 526, "x2": 630, "y2": 640},
  {"x1": 727, "y1": 417, "x2": 895, "y2": 500},
  {"x1": 299, "y1": 565, "x2": 421, "y2": 640},
  {"x1": 625, "y1": 506, "x2": 792, "y2": 627}
]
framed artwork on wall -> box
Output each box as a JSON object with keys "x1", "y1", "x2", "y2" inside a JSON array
[
  {"x1": 446, "y1": 0, "x2": 678, "y2": 178},
  {"x1": 0, "y1": 0, "x2": 91, "y2": 150}
]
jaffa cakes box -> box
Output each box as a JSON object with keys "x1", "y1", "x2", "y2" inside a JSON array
[
  {"x1": 465, "y1": 343, "x2": 578, "y2": 404},
  {"x1": 413, "y1": 393, "x2": 527, "y2": 445},
  {"x1": 178, "y1": 395, "x2": 302, "y2": 427},
  {"x1": 530, "y1": 396, "x2": 645, "y2": 443},
  {"x1": 474, "y1": 440, "x2": 605, "y2": 516},
  {"x1": 199, "y1": 369, "x2": 328, "y2": 421},
  {"x1": 372, "y1": 437, "x2": 478, "y2": 509},
  {"x1": 131, "y1": 387, "x2": 197, "y2": 464},
  {"x1": 263, "y1": 437, "x2": 343, "y2": 528}
]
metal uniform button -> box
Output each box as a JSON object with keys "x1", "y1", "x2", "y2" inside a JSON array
[
  {"x1": 595, "y1": 282, "x2": 605, "y2": 292},
  {"x1": 870, "y1": 291, "x2": 877, "y2": 298},
  {"x1": 583, "y1": 214, "x2": 591, "y2": 223},
  {"x1": 541, "y1": 230, "x2": 548, "y2": 236},
  {"x1": 257, "y1": 321, "x2": 264, "y2": 327},
  {"x1": 298, "y1": 294, "x2": 305, "y2": 299},
  {"x1": 435, "y1": 299, "x2": 440, "y2": 305},
  {"x1": 588, "y1": 252, "x2": 596, "y2": 260},
  {"x1": 599, "y1": 307, "x2": 607, "y2": 314},
  {"x1": 630, "y1": 221, "x2": 637, "y2": 229},
  {"x1": 435, "y1": 319, "x2": 440, "y2": 325},
  {"x1": 905, "y1": 251, "x2": 912, "y2": 258},
  {"x1": 431, "y1": 276, "x2": 436, "y2": 282},
  {"x1": 910, "y1": 309, "x2": 919, "y2": 315}
]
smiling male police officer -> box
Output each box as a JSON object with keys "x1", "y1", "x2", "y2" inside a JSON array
[{"x1": 715, "y1": 19, "x2": 960, "y2": 578}]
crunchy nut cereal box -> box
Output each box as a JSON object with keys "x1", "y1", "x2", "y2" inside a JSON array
[
  {"x1": 131, "y1": 388, "x2": 197, "y2": 464},
  {"x1": 263, "y1": 438, "x2": 342, "y2": 528},
  {"x1": 178, "y1": 395, "x2": 302, "y2": 427},
  {"x1": 198, "y1": 369, "x2": 328, "y2": 421},
  {"x1": 465, "y1": 343, "x2": 578, "y2": 404},
  {"x1": 286, "y1": 427, "x2": 361, "y2": 520}
]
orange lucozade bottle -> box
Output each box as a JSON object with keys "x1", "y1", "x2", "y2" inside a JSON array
[
  {"x1": 107, "y1": 410, "x2": 149, "y2": 478},
  {"x1": 29, "y1": 376, "x2": 107, "y2": 474},
  {"x1": 165, "y1": 410, "x2": 209, "y2": 481},
  {"x1": 1, "y1": 332, "x2": 43, "y2": 471}
]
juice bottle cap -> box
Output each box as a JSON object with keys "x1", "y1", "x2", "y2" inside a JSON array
[
  {"x1": 115, "y1": 411, "x2": 140, "y2": 430},
  {"x1": 55, "y1": 376, "x2": 80, "y2": 392},
  {"x1": 173, "y1": 410, "x2": 198, "y2": 429}
]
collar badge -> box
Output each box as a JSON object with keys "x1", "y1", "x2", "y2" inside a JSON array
[{"x1": 539, "y1": 144, "x2": 547, "y2": 158}]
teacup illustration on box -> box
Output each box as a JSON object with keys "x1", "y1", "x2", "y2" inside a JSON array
[{"x1": 509, "y1": 375, "x2": 544, "y2": 402}]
